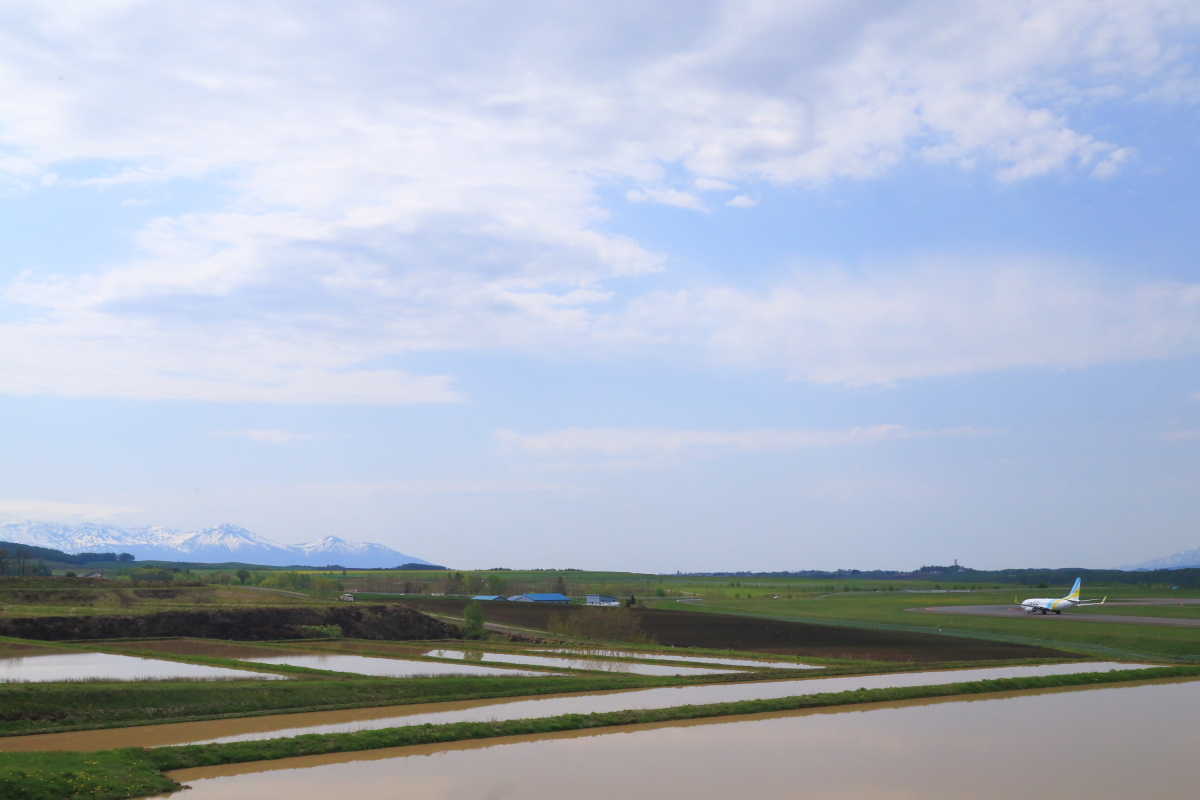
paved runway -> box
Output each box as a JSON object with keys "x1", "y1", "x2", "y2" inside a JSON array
[{"x1": 908, "y1": 604, "x2": 1200, "y2": 628}]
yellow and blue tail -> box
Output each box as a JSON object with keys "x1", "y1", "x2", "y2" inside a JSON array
[{"x1": 1063, "y1": 578, "x2": 1081, "y2": 602}]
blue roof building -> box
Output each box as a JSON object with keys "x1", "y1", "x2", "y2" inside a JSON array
[
  {"x1": 471, "y1": 595, "x2": 508, "y2": 601},
  {"x1": 507, "y1": 593, "x2": 570, "y2": 603}
]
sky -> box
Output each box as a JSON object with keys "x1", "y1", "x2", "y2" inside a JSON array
[{"x1": 2, "y1": 0, "x2": 1200, "y2": 572}]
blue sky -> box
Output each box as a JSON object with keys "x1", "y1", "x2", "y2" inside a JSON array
[{"x1": 2, "y1": 1, "x2": 1200, "y2": 571}]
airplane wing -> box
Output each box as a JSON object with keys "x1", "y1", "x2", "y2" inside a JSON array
[{"x1": 1075, "y1": 596, "x2": 1106, "y2": 606}]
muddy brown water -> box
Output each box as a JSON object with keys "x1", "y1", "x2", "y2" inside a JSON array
[
  {"x1": 0, "y1": 661, "x2": 1143, "y2": 751},
  {"x1": 157, "y1": 676, "x2": 1200, "y2": 800},
  {"x1": 0, "y1": 642, "x2": 287, "y2": 683}
]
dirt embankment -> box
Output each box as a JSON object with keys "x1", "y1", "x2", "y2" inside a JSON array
[
  {"x1": 399, "y1": 598, "x2": 1075, "y2": 662},
  {"x1": 0, "y1": 604, "x2": 455, "y2": 642}
]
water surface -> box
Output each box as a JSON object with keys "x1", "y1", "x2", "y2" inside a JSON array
[
  {"x1": 421, "y1": 649, "x2": 736, "y2": 676},
  {"x1": 0, "y1": 660, "x2": 1143, "y2": 751},
  {"x1": 113, "y1": 640, "x2": 314, "y2": 660},
  {"x1": 545, "y1": 648, "x2": 822, "y2": 669},
  {"x1": 0, "y1": 644, "x2": 286, "y2": 683},
  {"x1": 242, "y1": 653, "x2": 556, "y2": 678},
  {"x1": 164, "y1": 677, "x2": 1200, "y2": 800}
]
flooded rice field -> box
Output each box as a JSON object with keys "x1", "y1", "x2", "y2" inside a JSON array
[
  {"x1": 544, "y1": 648, "x2": 823, "y2": 669},
  {"x1": 122, "y1": 639, "x2": 567, "y2": 677},
  {"x1": 162, "y1": 676, "x2": 1200, "y2": 800},
  {"x1": 238, "y1": 653, "x2": 556, "y2": 678},
  {"x1": 0, "y1": 642, "x2": 286, "y2": 683},
  {"x1": 419, "y1": 649, "x2": 738, "y2": 675},
  {"x1": 0, "y1": 660, "x2": 1144, "y2": 751},
  {"x1": 114, "y1": 640, "x2": 317, "y2": 660},
  {"x1": 295, "y1": 640, "x2": 818, "y2": 671},
  {"x1": 140, "y1": 639, "x2": 742, "y2": 675}
]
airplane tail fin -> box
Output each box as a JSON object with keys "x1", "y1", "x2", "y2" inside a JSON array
[{"x1": 1064, "y1": 578, "x2": 1081, "y2": 602}]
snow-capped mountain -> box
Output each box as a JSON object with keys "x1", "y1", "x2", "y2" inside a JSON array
[
  {"x1": 0, "y1": 521, "x2": 433, "y2": 568},
  {"x1": 1122, "y1": 545, "x2": 1200, "y2": 571}
]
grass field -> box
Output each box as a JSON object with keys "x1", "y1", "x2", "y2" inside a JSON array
[{"x1": 654, "y1": 589, "x2": 1200, "y2": 660}]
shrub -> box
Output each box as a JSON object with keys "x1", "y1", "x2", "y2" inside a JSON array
[
  {"x1": 461, "y1": 601, "x2": 487, "y2": 639},
  {"x1": 547, "y1": 607, "x2": 654, "y2": 644}
]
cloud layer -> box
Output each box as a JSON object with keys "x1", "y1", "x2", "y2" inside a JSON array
[
  {"x1": 0, "y1": 498, "x2": 142, "y2": 524},
  {"x1": 497, "y1": 424, "x2": 974, "y2": 455},
  {"x1": 1, "y1": 0, "x2": 1199, "y2": 401}
]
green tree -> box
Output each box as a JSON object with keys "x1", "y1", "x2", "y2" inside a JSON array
[
  {"x1": 235, "y1": 569, "x2": 250, "y2": 585},
  {"x1": 486, "y1": 574, "x2": 508, "y2": 595},
  {"x1": 462, "y1": 600, "x2": 486, "y2": 639},
  {"x1": 553, "y1": 576, "x2": 567, "y2": 595}
]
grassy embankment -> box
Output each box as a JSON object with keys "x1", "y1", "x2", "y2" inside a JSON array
[
  {"x1": 0, "y1": 652, "x2": 661, "y2": 737},
  {"x1": 653, "y1": 589, "x2": 1200, "y2": 661},
  {"x1": 0, "y1": 750, "x2": 176, "y2": 800},
  {"x1": 0, "y1": 583, "x2": 328, "y2": 618},
  {"x1": 4, "y1": 663, "x2": 1199, "y2": 800}
]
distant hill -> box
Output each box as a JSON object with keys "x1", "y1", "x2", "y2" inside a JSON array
[
  {"x1": 0, "y1": 521, "x2": 433, "y2": 569},
  {"x1": 0, "y1": 539, "x2": 129, "y2": 567},
  {"x1": 1121, "y1": 544, "x2": 1200, "y2": 571}
]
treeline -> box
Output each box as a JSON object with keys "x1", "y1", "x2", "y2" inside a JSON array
[
  {"x1": 0, "y1": 540, "x2": 136, "y2": 575},
  {"x1": 679, "y1": 567, "x2": 1200, "y2": 589},
  {"x1": 192, "y1": 568, "x2": 345, "y2": 597}
]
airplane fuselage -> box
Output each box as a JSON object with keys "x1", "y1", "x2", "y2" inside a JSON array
[
  {"x1": 1018, "y1": 579, "x2": 1102, "y2": 614},
  {"x1": 1020, "y1": 597, "x2": 1077, "y2": 614}
]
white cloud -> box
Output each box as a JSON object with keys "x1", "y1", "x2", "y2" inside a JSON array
[
  {"x1": 216, "y1": 430, "x2": 312, "y2": 444},
  {"x1": 497, "y1": 424, "x2": 975, "y2": 455},
  {"x1": 626, "y1": 188, "x2": 707, "y2": 210},
  {"x1": 726, "y1": 195, "x2": 757, "y2": 207},
  {"x1": 619, "y1": 261, "x2": 1200, "y2": 385},
  {"x1": 694, "y1": 178, "x2": 735, "y2": 191},
  {"x1": 0, "y1": 1, "x2": 1196, "y2": 401},
  {"x1": 0, "y1": 498, "x2": 142, "y2": 523}
]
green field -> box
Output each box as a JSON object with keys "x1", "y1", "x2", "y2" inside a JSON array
[{"x1": 643, "y1": 587, "x2": 1200, "y2": 660}]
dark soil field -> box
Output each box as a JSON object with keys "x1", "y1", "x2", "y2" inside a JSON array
[{"x1": 399, "y1": 598, "x2": 1075, "y2": 661}]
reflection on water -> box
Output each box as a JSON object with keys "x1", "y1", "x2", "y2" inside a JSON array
[
  {"x1": 241, "y1": 653, "x2": 556, "y2": 679},
  {"x1": 166, "y1": 677, "x2": 1200, "y2": 800},
  {"x1": 117, "y1": 640, "x2": 319, "y2": 660},
  {"x1": 0, "y1": 644, "x2": 287, "y2": 683},
  {"x1": 545, "y1": 648, "x2": 823, "y2": 670},
  {"x1": 0, "y1": 661, "x2": 1146, "y2": 752},
  {"x1": 421, "y1": 649, "x2": 737, "y2": 676}
]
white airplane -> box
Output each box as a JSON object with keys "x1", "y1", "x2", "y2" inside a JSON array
[{"x1": 1017, "y1": 579, "x2": 1106, "y2": 614}]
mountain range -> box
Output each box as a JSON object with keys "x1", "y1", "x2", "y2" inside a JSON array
[
  {"x1": 1122, "y1": 544, "x2": 1200, "y2": 571},
  {"x1": 0, "y1": 521, "x2": 433, "y2": 569}
]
